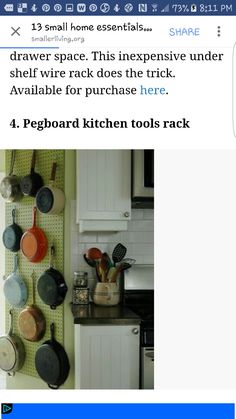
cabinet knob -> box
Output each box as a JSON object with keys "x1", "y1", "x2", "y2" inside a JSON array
[
  {"x1": 123, "y1": 211, "x2": 130, "y2": 218},
  {"x1": 132, "y1": 328, "x2": 139, "y2": 335}
]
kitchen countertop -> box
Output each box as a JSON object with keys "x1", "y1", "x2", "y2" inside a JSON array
[{"x1": 71, "y1": 303, "x2": 141, "y2": 325}]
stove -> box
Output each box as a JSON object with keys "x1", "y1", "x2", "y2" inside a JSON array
[
  {"x1": 123, "y1": 290, "x2": 154, "y2": 347},
  {"x1": 123, "y1": 266, "x2": 154, "y2": 389}
]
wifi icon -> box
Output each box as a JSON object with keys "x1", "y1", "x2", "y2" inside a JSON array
[{"x1": 1, "y1": 404, "x2": 13, "y2": 415}]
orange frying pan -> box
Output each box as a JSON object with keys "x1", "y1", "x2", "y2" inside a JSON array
[{"x1": 20, "y1": 207, "x2": 48, "y2": 263}]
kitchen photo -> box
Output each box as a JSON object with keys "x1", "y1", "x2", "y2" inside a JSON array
[{"x1": 0, "y1": 149, "x2": 154, "y2": 390}]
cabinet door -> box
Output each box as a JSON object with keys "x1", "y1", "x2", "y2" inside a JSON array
[
  {"x1": 76, "y1": 150, "x2": 131, "y2": 223},
  {"x1": 75, "y1": 325, "x2": 140, "y2": 389}
]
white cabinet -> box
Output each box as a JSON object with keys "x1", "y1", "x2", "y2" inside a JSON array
[
  {"x1": 74, "y1": 324, "x2": 140, "y2": 389},
  {"x1": 76, "y1": 150, "x2": 131, "y2": 232}
]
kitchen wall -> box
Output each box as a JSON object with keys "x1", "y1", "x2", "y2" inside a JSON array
[
  {"x1": 6, "y1": 150, "x2": 75, "y2": 389},
  {"x1": 0, "y1": 168, "x2": 6, "y2": 389},
  {"x1": 0, "y1": 172, "x2": 5, "y2": 335},
  {"x1": 70, "y1": 201, "x2": 154, "y2": 279},
  {"x1": 0, "y1": 150, "x2": 4, "y2": 171},
  {"x1": 0, "y1": 152, "x2": 5, "y2": 388}
]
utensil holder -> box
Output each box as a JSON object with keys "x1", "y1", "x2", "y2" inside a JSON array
[{"x1": 92, "y1": 282, "x2": 120, "y2": 306}]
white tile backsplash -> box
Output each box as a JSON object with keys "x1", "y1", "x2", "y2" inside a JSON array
[
  {"x1": 128, "y1": 220, "x2": 154, "y2": 232},
  {"x1": 78, "y1": 233, "x2": 97, "y2": 243},
  {"x1": 143, "y1": 209, "x2": 155, "y2": 220},
  {"x1": 120, "y1": 231, "x2": 154, "y2": 244},
  {"x1": 130, "y1": 209, "x2": 144, "y2": 220},
  {"x1": 97, "y1": 232, "x2": 121, "y2": 243},
  {"x1": 70, "y1": 202, "x2": 154, "y2": 274}
]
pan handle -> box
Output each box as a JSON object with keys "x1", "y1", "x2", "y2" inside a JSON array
[
  {"x1": 49, "y1": 245, "x2": 55, "y2": 269},
  {"x1": 8, "y1": 309, "x2": 13, "y2": 335},
  {"x1": 48, "y1": 384, "x2": 59, "y2": 389},
  {"x1": 7, "y1": 371, "x2": 16, "y2": 377},
  {"x1": 30, "y1": 150, "x2": 36, "y2": 173},
  {"x1": 50, "y1": 322, "x2": 55, "y2": 341},
  {"x1": 7, "y1": 371, "x2": 15, "y2": 377},
  {"x1": 8, "y1": 150, "x2": 16, "y2": 176},
  {"x1": 13, "y1": 253, "x2": 19, "y2": 273},
  {"x1": 50, "y1": 162, "x2": 57, "y2": 182},
  {"x1": 31, "y1": 271, "x2": 35, "y2": 305},
  {"x1": 12, "y1": 207, "x2": 16, "y2": 224},
  {"x1": 32, "y1": 206, "x2": 37, "y2": 228}
]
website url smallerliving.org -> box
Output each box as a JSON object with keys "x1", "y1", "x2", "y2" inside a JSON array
[{"x1": 32, "y1": 35, "x2": 84, "y2": 43}]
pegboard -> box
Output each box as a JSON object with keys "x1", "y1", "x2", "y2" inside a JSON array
[{"x1": 4, "y1": 150, "x2": 65, "y2": 379}]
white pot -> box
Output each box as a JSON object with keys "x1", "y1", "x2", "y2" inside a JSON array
[{"x1": 93, "y1": 282, "x2": 120, "y2": 306}]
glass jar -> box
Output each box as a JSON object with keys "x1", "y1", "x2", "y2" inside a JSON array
[
  {"x1": 72, "y1": 271, "x2": 89, "y2": 305},
  {"x1": 73, "y1": 271, "x2": 88, "y2": 287}
]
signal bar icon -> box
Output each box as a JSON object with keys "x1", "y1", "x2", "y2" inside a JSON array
[{"x1": 161, "y1": 4, "x2": 169, "y2": 12}]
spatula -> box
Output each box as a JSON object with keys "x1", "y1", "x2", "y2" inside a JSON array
[
  {"x1": 83, "y1": 254, "x2": 101, "y2": 281},
  {"x1": 83, "y1": 254, "x2": 96, "y2": 267},
  {"x1": 116, "y1": 258, "x2": 136, "y2": 267},
  {"x1": 112, "y1": 243, "x2": 127, "y2": 266}
]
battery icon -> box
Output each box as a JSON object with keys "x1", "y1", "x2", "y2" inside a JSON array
[{"x1": 191, "y1": 4, "x2": 197, "y2": 12}]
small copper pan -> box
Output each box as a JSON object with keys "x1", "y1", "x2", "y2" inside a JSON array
[{"x1": 18, "y1": 271, "x2": 46, "y2": 342}]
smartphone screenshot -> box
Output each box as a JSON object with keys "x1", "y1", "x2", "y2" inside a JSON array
[{"x1": 0, "y1": 0, "x2": 236, "y2": 415}]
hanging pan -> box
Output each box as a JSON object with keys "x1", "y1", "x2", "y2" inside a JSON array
[
  {"x1": 35, "y1": 322, "x2": 70, "y2": 389},
  {"x1": 37, "y1": 245, "x2": 68, "y2": 310},
  {"x1": 18, "y1": 271, "x2": 46, "y2": 342},
  {"x1": 2, "y1": 207, "x2": 23, "y2": 252},
  {"x1": 20, "y1": 206, "x2": 48, "y2": 263},
  {"x1": 20, "y1": 150, "x2": 44, "y2": 197},
  {"x1": 36, "y1": 162, "x2": 65, "y2": 215},
  {"x1": 0, "y1": 150, "x2": 23, "y2": 202},
  {"x1": 4, "y1": 254, "x2": 28, "y2": 308},
  {"x1": 0, "y1": 310, "x2": 25, "y2": 375}
]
